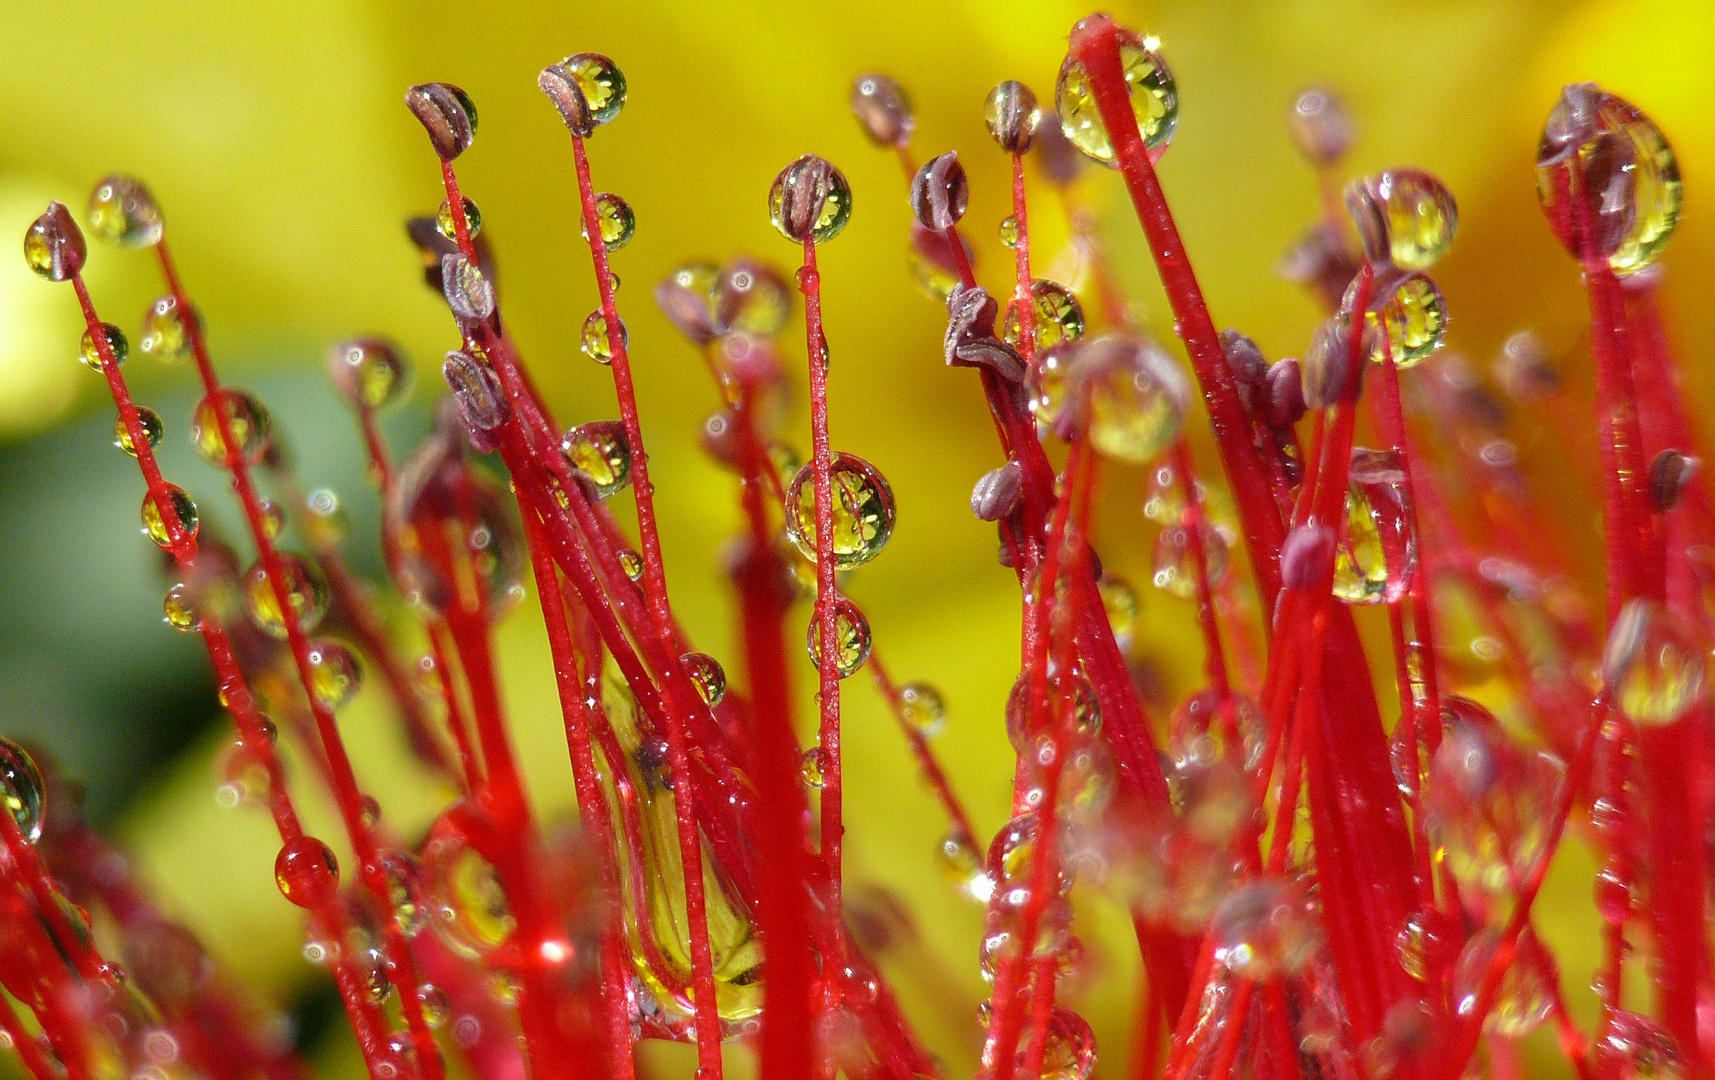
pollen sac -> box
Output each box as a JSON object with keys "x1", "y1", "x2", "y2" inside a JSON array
[
  {"x1": 406, "y1": 215, "x2": 496, "y2": 293},
  {"x1": 1057, "y1": 17, "x2": 1178, "y2": 167},
  {"x1": 1348, "y1": 266, "x2": 1449, "y2": 370},
  {"x1": 1344, "y1": 170, "x2": 1458, "y2": 271},
  {"x1": 1280, "y1": 521, "x2": 1335, "y2": 592},
  {"x1": 1062, "y1": 332, "x2": 1189, "y2": 464},
  {"x1": 784, "y1": 452, "x2": 896, "y2": 569},
  {"x1": 769, "y1": 154, "x2": 853, "y2": 244},
  {"x1": 23, "y1": 201, "x2": 86, "y2": 281},
  {"x1": 87, "y1": 174, "x2": 165, "y2": 248},
  {"x1": 850, "y1": 73, "x2": 914, "y2": 149},
  {"x1": 327, "y1": 338, "x2": 411, "y2": 411},
  {"x1": 1649, "y1": 448, "x2": 1698, "y2": 512},
  {"x1": 806, "y1": 596, "x2": 872, "y2": 678},
  {"x1": 654, "y1": 263, "x2": 721, "y2": 346},
  {"x1": 1333, "y1": 448, "x2": 1418, "y2": 605},
  {"x1": 442, "y1": 254, "x2": 496, "y2": 322},
  {"x1": 443, "y1": 350, "x2": 508, "y2": 453},
  {"x1": 907, "y1": 152, "x2": 969, "y2": 234},
  {"x1": 971, "y1": 461, "x2": 1023, "y2": 522},
  {"x1": 539, "y1": 54, "x2": 626, "y2": 137},
  {"x1": 1288, "y1": 88, "x2": 1353, "y2": 166},
  {"x1": 984, "y1": 80, "x2": 1040, "y2": 154},
  {"x1": 1603, "y1": 598, "x2": 1707, "y2": 727},
  {"x1": 1537, "y1": 83, "x2": 1680, "y2": 276},
  {"x1": 405, "y1": 82, "x2": 478, "y2": 160},
  {"x1": 1263, "y1": 358, "x2": 1306, "y2": 427},
  {"x1": 560, "y1": 420, "x2": 632, "y2": 499}
]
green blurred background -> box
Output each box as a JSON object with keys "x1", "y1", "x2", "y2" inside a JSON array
[{"x1": 3, "y1": 0, "x2": 1714, "y2": 1075}]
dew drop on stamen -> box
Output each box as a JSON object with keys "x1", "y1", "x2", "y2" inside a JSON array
[
  {"x1": 560, "y1": 53, "x2": 628, "y2": 127},
  {"x1": 784, "y1": 453, "x2": 896, "y2": 570},
  {"x1": 937, "y1": 831, "x2": 989, "y2": 900},
  {"x1": 713, "y1": 258, "x2": 791, "y2": 337},
  {"x1": 0, "y1": 739, "x2": 46, "y2": 844},
  {"x1": 1005, "y1": 671, "x2": 1100, "y2": 752},
  {"x1": 1603, "y1": 598, "x2": 1707, "y2": 727},
  {"x1": 580, "y1": 310, "x2": 627, "y2": 364},
  {"x1": 618, "y1": 549, "x2": 644, "y2": 581},
  {"x1": 192, "y1": 388, "x2": 273, "y2": 467},
  {"x1": 1343, "y1": 266, "x2": 1448, "y2": 370},
  {"x1": 560, "y1": 420, "x2": 632, "y2": 498},
  {"x1": 421, "y1": 820, "x2": 515, "y2": 960},
  {"x1": 1344, "y1": 170, "x2": 1458, "y2": 271},
  {"x1": 679, "y1": 651, "x2": 726, "y2": 706},
  {"x1": 999, "y1": 215, "x2": 1019, "y2": 249},
  {"x1": 114, "y1": 407, "x2": 163, "y2": 457},
  {"x1": 1593, "y1": 1011, "x2": 1686, "y2": 1080},
  {"x1": 140, "y1": 295, "x2": 198, "y2": 365},
  {"x1": 86, "y1": 175, "x2": 164, "y2": 248},
  {"x1": 1451, "y1": 928, "x2": 1554, "y2": 1036},
  {"x1": 805, "y1": 597, "x2": 872, "y2": 678},
  {"x1": 582, "y1": 193, "x2": 635, "y2": 250},
  {"x1": 1209, "y1": 877, "x2": 1321, "y2": 979},
  {"x1": 162, "y1": 582, "x2": 197, "y2": 632},
  {"x1": 274, "y1": 836, "x2": 340, "y2": 908},
  {"x1": 1056, "y1": 29, "x2": 1178, "y2": 166},
  {"x1": 1332, "y1": 448, "x2": 1418, "y2": 605},
  {"x1": 1070, "y1": 333, "x2": 1189, "y2": 464},
  {"x1": 380, "y1": 850, "x2": 427, "y2": 938},
  {"x1": 1002, "y1": 279, "x2": 1086, "y2": 351},
  {"x1": 243, "y1": 554, "x2": 330, "y2": 639},
  {"x1": 416, "y1": 984, "x2": 451, "y2": 1029},
  {"x1": 897, "y1": 682, "x2": 946, "y2": 736},
  {"x1": 1151, "y1": 520, "x2": 1229, "y2": 599},
  {"x1": 800, "y1": 746, "x2": 825, "y2": 788},
  {"x1": 142, "y1": 486, "x2": 199, "y2": 548},
  {"x1": 768, "y1": 156, "x2": 854, "y2": 245},
  {"x1": 435, "y1": 196, "x2": 482, "y2": 241},
  {"x1": 80, "y1": 322, "x2": 128, "y2": 370},
  {"x1": 306, "y1": 640, "x2": 363, "y2": 710}
]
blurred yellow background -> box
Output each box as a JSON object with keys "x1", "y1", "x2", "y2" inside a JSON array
[{"x1": 3, "y1": 0, "x2": 1715, "y2": 1076}]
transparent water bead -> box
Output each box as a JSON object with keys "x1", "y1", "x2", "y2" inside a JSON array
[
  {"x1": 805, "y1": 597, "x2": 872, "y2": 678},
  {"x1": 1065, "y1": 332, "x2": 1188, "y2": 463},
  {"x1": 1451, "y1": 928, "x2": 1554, "y2": 1037},
  {"x1": 1593, "y1": 1011, "x2": 1686, "y2": 1080},
  {"x1": 327, "y1": 338, "x2": 411, "y2": 410},
  {"x1": 275, "y1": 836, "x2": 340, "y2": 908},
  {"x1": 0, "y1": 738, "x2": 46, "y2": 843},
  {"x1": 1537, "y1": 84, "x2": 1680, "y2": 277},
  {"x1": 1152, "y1": 520, "x2": 1229, "y2": 599},
  {"x1": 679, "y1": 651, "x2": 727, "y2": 706},
  {"x1": 1210, "y1": 878, "x2": 1321, "y2": 979},
  {"x1": 142, "y1": 486, "x2": 199, "y2": 548},
  {"x1": 79, "y1": 322, "x2": 127, "y2": 370},
  {"x1": 1603, "y1": 598, "x2": 1706, "y2": 726},
  {"x1": 583, "y1": 193, "x2": 635, "y2": 250},
  {"x1": 1343, "y1": 266, "x2": 1447, "y2": 370},
  {"x1": 306, "y1": 640, "x2": 363, "y2": 710},
  {"x1": 1005, "y1": 670, "x2": 1100, "y2": 752},
  {"x1": 86, "y1": 174, "x2": 164, "y2": 248},
  {"x1": 243, "y1": 554, "x2": 330, "y2": 639},
  {"x1": 141, "y1": 295, "x2": 198, "y2": 364},
  {"x1": 1332, "y1": 448, "x2": 1418, "y2": 605},
  {"x1": 560, "y1": 420, "x2": 632, "y2": 498},
  {"x1": 1424, "y1": 698, "x2": 1562, "y2": 897},
  {"x1": 768, "y1": 155, "x2": 853, "y2": 244},
  {"x1": 435, "y1": 196, "x2": 481, "y2": 241},
  {"x1": 784, "y1": 453, "x2": 896, "y2": 570},
  {"x1": 192, "y1": 388, "x2": 273, "y2": 466},
  {"x1": 897, "y1": 682, "x2": 946, "y2": 736},
  {"x1": 1344, "y1": 170, "x2": 1458, "y2": 271},
  {"x1": 1057, "y1": 24, "x2": 1177, "y2": 166},
  {"x1": 1002, "y1": 279, "x2": 1086, "y2": 351},
  {"x1": 581, "y1": 310, "x2": 628, "y2": 364},
  {"x1": 421, "y1": 818, "x2": 514, "y2": 959},
  {"x1": 114, "y1": 407, "x2": 162, "y2": 457}
]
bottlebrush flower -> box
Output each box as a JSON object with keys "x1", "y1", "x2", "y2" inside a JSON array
[{"x1": 2, "y1": 5, "x2": 1715, "y2": 1080}]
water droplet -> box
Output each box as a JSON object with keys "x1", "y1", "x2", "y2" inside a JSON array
[
  {"x1": 1424, "y1": 700, "x2": 1562, "y2": 897},
  {"x1": 1056, "y1": 30, "x2": 1177, "y2": 166},
  {"x1": 805, "y1": 597, "x2": 871, "y2": 678},
  {"x1": 86, "y1": 175, "x2": 164, "y2": 248},
  {"x1": 1152, "y1": 520, "x2": 1229, "y2": 598},
  {"x1": 192, "y1": 388, "x2": 273, "y2": 466},
  {"x1": 561, "y1": 420, "x2": 632, "y2": 498},
  {"x1": 1002, "y1": 279, "x2": 1086, "y2": 350},
  {"x1": 1395, "y1": 908, "x2": 1460, "y2": 982},
  {"x1": 416, "y1": 984, "x2": 451, "y2": 1029},
  {"x1": 1537, "y1": 85, "x2": 1680, "y2": 277},
  {"x1": 768, "y1": 155, "x2": 853, "y2": 244},
  {"x1": 421, "y1": 817, "x2": 515, "y2": 959},
  {"x1": 435, "y1": 196, "x2": 482, "y2": 241},
  {"x1": 1097, "y1": 576, "x2": 1141, "y2": 647},
  {"x1": 162, "y1": 583, "x2": 198, "y2": 631},
  {"x1": 784, "y1": 453, "x2": 896, "y2": 570},
  {"x1": 1451, "y1": 928, "x2": 1553, "y2": 1036},
  {"x1": 1006, "y1": 671, "x2": 1100, "y2": 752},
  {"x1": 800, "y1": 746, "x2": 825, "y2": 788},
  {"x1": 114, "y1": 407, "x2": 163, "y2": 457},
  {"x1": 583, "y1": 193, "x2": 635, "y2": 250},
  {"x1": 243, "y1": 554, "x2": 330, "y2": 639},
  {"x1": 140, "y1": 295, "x2": 198, "y2": 364},
  {"x1": 306, "y1": 640, "x2": 363, "y2": 710},
  {"x1": 1027, "y1": 343, "x2": 1075, "y2": 432},
  {"x1": 712, "y1": 258, "x2": 790, "y2": 336},
  {"x1": 141, "y1": 486, "x2": 199, "y2": 548},
  {"x1": 1332, "y1": 448, "x2": 1418, "y2": 605},
  {"x1": 327, "y1": 338, "x2": 411, "y2": 411},
  {"x1": 1345, "y1": 170, "x2": 1458, "y2": 270},
  {"x1": 1210, "y1": 878, "x2": 1321, "y2": 979},
  {"x1": 618, "y1": 549, "x2": 643, "y2": 581},
  {"x1": 999, "y1": 215, "x2": 1020, "y2": 249},
  {"x1": 850, "y1": 74, "x2": 914, "y2": 148},
  {"x1": 558, "y1": 54, "x2": 627, "y2": 127},
  {"x1": 897, "y1": 682, "x2": 946, "y2": 736},
  {"x1": 1343, "y1": 266, "x2": 1447, "y2": 369},
  {"x1": 80, "y1": 322, "x2": 127, "y2": 370},
  {"x1": 381, "y1": 850, "x2": 427, "y2": 937},
  {"x1": 1604, "y1": 599, "x2": 1707, "y2": 726},
  {"x1": 23, "y1": 202, "x2": 85, "y2": 281},
  {"x1": 1593, "y1": 1011, "x2": 1686, "y2": 1080},
  {"x1": 1066, "y1": 332, "x2": 1188, "y2": 462},
  {"x1": 581, "y1": 310, "x2": 627, "y2": 364},
  {"x1": 679, "y1": 651, "x2": 726, "y2": 706},
  {"x1": 0, "y1": 739, "x2": 46, "y2": 844},
  {"x1": 256, "y1": 499, "x2": 287, "y2": 540},
  {"x1": 274, "y1": 836, "x2": 340, "y2": 908}
]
